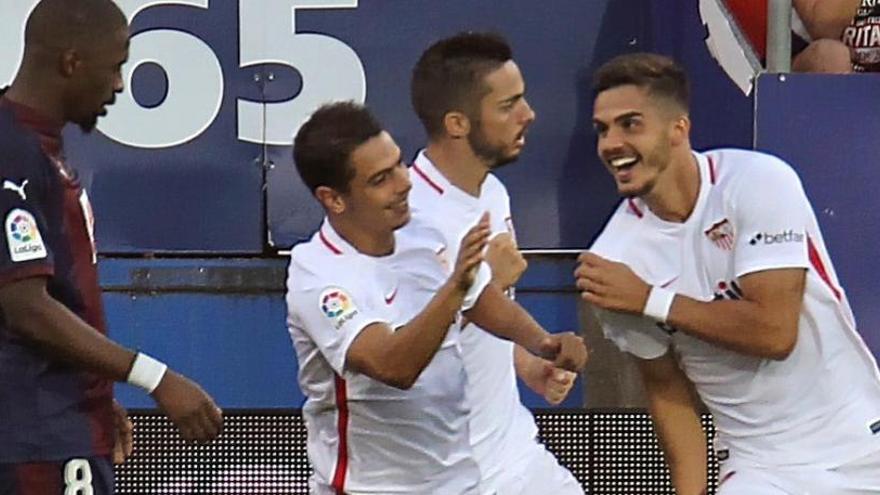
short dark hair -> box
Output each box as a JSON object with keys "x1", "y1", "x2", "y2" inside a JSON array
[
  {"x1": 293, "y1": 101, "x2": 383, "y2": 194},
  {"x1": 25, "y1": 0, "x2": 127, "y2": 53},
  {"x1": 593, "y1": 53, "x2": 690, "y2": 112},
  {"x1": 411, "y1": 32, "x2": 513, "y2": 137}
]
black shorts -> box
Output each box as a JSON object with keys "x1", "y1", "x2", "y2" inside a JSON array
[{"x1": 0, "y1": 456, "x2": 114, "y2": 495}]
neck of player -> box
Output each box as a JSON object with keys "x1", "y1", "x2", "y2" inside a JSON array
[
  {"x1": 424, "y1": 140, "x2": 490, "y2": 197},
  {"x1": 5, "y1": 66, "x2": 66, "y2": 124},
  {"x1": 643, "y1": 150, "x2": 701, "y2": 223}
]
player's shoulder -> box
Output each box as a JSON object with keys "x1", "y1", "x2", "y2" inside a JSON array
[
  {"x1": 288, "y1": 235, "x2": 362, "y2": 293},
  {"x1": 703, "y1": 148, "x2": 801, "y2": 190},
  {"x1": 591, "y1": 199, "x2": 646, "y2": 254},
  {"x1": 0, "y1": 107, "x2": 49, "y2": 176}
]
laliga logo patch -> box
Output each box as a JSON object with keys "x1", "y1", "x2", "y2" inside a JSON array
[
  {"x1": 319, "y1": 287, "x2": 358, "y2": 330},
  {"x1": 5, "y1": 209, "x2": 47, "y2": 262}
]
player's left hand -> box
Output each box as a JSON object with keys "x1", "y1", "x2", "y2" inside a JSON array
[
  {"x1": 575, "y1": 251, "x2": 651, "y2": 314},
  {"x1": 111, "y1": 399, "x2": 134, "y2": 464},
  {"x1": 485, "y1": 232, "x2": 527, "y2": 290},
  {"x1": 537, "y1": 360, "x2": 577, "y2": 405}
]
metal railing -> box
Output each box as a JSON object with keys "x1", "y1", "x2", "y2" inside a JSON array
[{"x1": 766, "y1": 0, "x2": 793, "y2": 72}]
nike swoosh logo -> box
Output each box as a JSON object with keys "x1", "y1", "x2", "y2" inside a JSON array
[
  {"x1": 384, "y1": 287, "x2": 398, "y2": 305},
  {"x1": 660, "y1": 276, "x2": 678, "y2": 288}
]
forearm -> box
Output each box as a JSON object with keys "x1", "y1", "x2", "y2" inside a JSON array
[
  {"x1": 666, "y1": 296, "x2": 794, "y2": 359},
  {"x1": 513, "y1": 344, "x2": 542, "y2": 389},
  {"x1": 465, "y1": 285, "x2": 547, "y2": 355},
  {"x1": 380, "y1": 280, "x2": 466, "y2": 387},
  {"x1": 8, "y1": 296, "x2": 135, "y2": 381}
]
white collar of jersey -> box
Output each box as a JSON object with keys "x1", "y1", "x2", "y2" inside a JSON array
[
  {"x1": 412, "y1": 149, "x2": 483, "y2": 205},
  {"x1": 317, "y1": 217, "x2": 357, "y2": 256}
]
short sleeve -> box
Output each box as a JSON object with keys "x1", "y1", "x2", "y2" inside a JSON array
[
  {"x1": 0, "y1": 140, "x2": 54, "y2": 287},
  {"x1": 289, "y1": 284, "x2": 389, "y2": 375},
  {"x1": 594, "y1": 307, "x2": 671, "y2": 360},
  {"x1": 730, "y1": 161, "x2": 810, "y2": 278}
]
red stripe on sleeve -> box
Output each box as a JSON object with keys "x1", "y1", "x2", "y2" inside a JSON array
[
  {"x1": 331, "y1": 375, "x2": 350, "y2": 494},
  {"x1": 808, "y1": 236, "x2": 841, "y2": 301}
]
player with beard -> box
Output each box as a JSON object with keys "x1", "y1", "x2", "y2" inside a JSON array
[
  {"x1": 409, "y1": 32, "x2": 585, "y2": 494},
  {"x1": 286, "y1": 101, "x2": 587, "y2": 494},
  {"x1": 577, "y1": 53, "x2": 880, "y2": 494},
  {"x1": 0, "y1": 1, "x2": 222, "y2": 493}
]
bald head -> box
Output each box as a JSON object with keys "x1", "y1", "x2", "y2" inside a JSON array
[
  {"x1": 24, "y1": 0, "x2": 127, "y2": 56},
  {"x1": 8, "y1": 0, "x2": 129, "y2": 130}
]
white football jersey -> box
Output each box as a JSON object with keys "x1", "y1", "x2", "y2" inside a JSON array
[
  {"x1": 409, "y1": 150, "x2": 542, "y2": 485},
  {"x1": 591, "y1": 149, "x2": 880, "y2": 468},
  {"x1": 286, "y1": 217, "x2": 487, "y2": 494}
]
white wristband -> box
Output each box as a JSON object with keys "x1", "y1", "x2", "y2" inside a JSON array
[
  {"x1": 127, "y1": 352, "x2": 168, "y2": 393},
  {"x1": 643, "y1": 286, "x2": 676, "y2": 323}
]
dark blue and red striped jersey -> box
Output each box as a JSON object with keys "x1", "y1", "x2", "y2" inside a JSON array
[{"x1": 0, "y1": 93, "x2": 114, "y2": 463}]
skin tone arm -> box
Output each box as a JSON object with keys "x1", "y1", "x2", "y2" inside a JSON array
[
  {"x1": 346, "y1": 214, "x2": 491, "y2": 390},
  {"x1": 0, "y1": 277, "x2": 223, "y2": 443},
  {"x1": 486, "y1": 231, "x2": 579, "y2": 403},
  {"x1": 465, "y1": 284, "x2": 588, "y2": 373},
  {"x1": 575, "y1": 252, "x2": 805, "y2": 360},
  {"x1": 637, "y1": 352, "x2": 707, "y2": 495},
  {"x1": 794, "y1": 0, "x2": 861, "y2": 39}
]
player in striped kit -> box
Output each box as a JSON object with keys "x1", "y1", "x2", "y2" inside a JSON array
[{"x1": 286, "y1": 102, "x2": 587, "y2": 494}]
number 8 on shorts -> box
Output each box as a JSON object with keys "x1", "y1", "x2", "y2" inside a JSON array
[{"x1": 64, "y1": 458, "x2": 93, "y2": 495}]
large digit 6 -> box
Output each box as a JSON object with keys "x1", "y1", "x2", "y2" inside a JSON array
[
  {"x1": 238, "y1": 0, "x2": 366, "y2": 145},
  {"x1": 99, "y1": 0, "x2": 224, "y2": 148}
]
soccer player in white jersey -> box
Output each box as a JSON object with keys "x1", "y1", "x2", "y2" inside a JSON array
[
  {"x1": 575, "y1": 53, "x2": 880, "y2": 494},
  {"x1": 286, "y1": 102, "x2": 588, "y2": 494},
  {"x1": 409, "y1": 33, "x2": 585, "y2": 494}
]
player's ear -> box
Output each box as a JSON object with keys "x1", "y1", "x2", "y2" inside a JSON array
[
  {"x1": 315, "y1": 186, "x2": 346, "y2": 215},
  {"x1": 443, "y1": 110, "x2": 470, "y2": 139},
  {"x1": 59, "y1": 48, "x2": 82, "y2": 78},
  {"x1": 669, "y1": 114, "x2": 690, "y2": 147}
]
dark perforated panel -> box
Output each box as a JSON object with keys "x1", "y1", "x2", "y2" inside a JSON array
[{"x1": 117, "y1": 410, "x2": 719, "y2": 494}]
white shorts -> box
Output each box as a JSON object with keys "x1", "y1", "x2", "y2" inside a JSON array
[
  {"x1": 483, "y1": 442, "x2": 584, "y2": 495},
  {"x1": 717, "y1": 451, "x2": 880, "y2": 495}
]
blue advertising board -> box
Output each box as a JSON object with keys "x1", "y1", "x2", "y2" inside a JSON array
[{"x1": 2, "y1": 0, "x2": 753, "y2": 253}]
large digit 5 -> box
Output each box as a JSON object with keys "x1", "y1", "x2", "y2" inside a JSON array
[
  {"x1": 0, "y1": 0, "x2": 40, "y2": 87},
  {"x1": 99, "y1": 0, "x2": 223, "y2": 148},
  {"x1": 238, "y1": 0, "x2": 366, "y2": 145}
]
